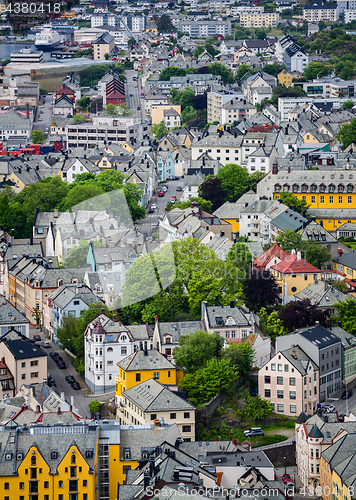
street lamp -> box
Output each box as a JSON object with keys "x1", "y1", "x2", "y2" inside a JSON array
[{"x1": 284, "y1": 456, "x2": 287, "y2": 475}]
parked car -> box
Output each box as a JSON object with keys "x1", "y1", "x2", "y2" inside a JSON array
[
  {"x1": 322, "y1": 404, "x2": 335, "y2": 413},
  {"x1": 162, "y1": 186, "x2": 168, "y2": 192},
  {"x1": 71, "y1": 381, "x2": 81, "y2": 390},
  {"x1": 158, "y1": 192, "x2": 164, "y2": 197},
  {"x1": 176, "y1": 186, "x2": 182, "y2": 191},
  {"x1": 55, "y1": 355, "x2": 63, "y2": 363},
  {"x1": 151, "y1": 203, "x2": 157, "y2": 210},
  {"x1": 342, "y1": 390, "x2": 353, "y2": 399},
  {"x1": 282, "y1": 474, "x2": 293, "y2": 484},
  {"x1": 33, "y1": 335, "x2": 41, "y2": 341},
  {"x1": 50, "y1": 351, "x2": 58, "y2": 359},
  {"x1": 65, "y1": 375, "x2": 75, "y2": 384},
  {"x1": 148, "y1": 208, "x2": 154, "y2": 213},
  {"x1": 57, "y1": 360, "x2": 66, "y2": 369},
  {"x1": 47, "y1": 375, "x2": 56, "y2": 387},
  {"x1": 41, "y1": 341, "x2": 50, "y2": 348},
  {"x1": 243, "y1": 427, "x2": 264, "y2": 437}
]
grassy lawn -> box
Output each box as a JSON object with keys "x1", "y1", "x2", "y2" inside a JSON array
[{"x1": 197, "y1": 388, "x2": 296, "y2": 445}]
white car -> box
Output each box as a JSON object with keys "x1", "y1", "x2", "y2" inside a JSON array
[
  {"x1": 151, "y1": 204, "x2": 157, "y2": 210},
  {"x1": 322, "y1": 405, "x2": 335, "y2": 413}
]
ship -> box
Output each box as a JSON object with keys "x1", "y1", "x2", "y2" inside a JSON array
[{"x1": 35, "y1": 28, "x2": 61, "y2": 51}]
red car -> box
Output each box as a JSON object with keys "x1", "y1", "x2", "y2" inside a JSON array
[
  {"x1": 282, "y1": 474, "x2": 293, "y2": 484},
  {"x1": 33, "y1": 335, "x2": 41, "y2": 341},
  {"x1": 158, "y1": 192, "x2": 164, "y2": 197}
]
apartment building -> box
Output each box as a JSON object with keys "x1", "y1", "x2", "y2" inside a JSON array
[
  {"x1": 230, "y1": 5, "x2": 264, "y2": 15},
  {"x1": 119, "y1": 379, "x2": 197, "y2": 441},
  {"x1": 275, "y1": 34, "x2": 309, "y2": 73},
  {"x1": 240, "y1": 12, "x2": 280, "y2": 27},
  {"x1": 202, "y1": 301, "x2": 255, "y2": 341},
  {"x1": 66, "y1": 115, "x2": 148, "y2": 147},
  {"x1": 0, "y1": 108, "x2": 32, "y2": 146},
  {"x1": 0, "y1": 328, "x2": 47, "y2": 391},
  {"x1": 303, "y1": 3, "x2": 339, "y2": 22},
  {"x1": 276, "y1": 325, "x2": 343, "y2": 402},
  {"x1": 207, "y1": 90, "x2": 243, "y2": 123},
  {"x1": 177, "y1": 20, "x2": 231, "y2": 37},
  {"x1": 337, "y1": 0, "x2": 356, "y2": 13},
  {"x1": 221, "y1": 98, "x2": 257, "y2": 125},
  {"x1": 344, "y1": 8, "x2": 356, "y2": 21},
  {"x1": 259, "y1": 345, "x2": 319, "y2": 416},
  {"x1": 93, "y1": 32, "x2": 115, "y2": 60},
  {"x1": 192, "y1": 133, "x2": 244, "y2": 165}
]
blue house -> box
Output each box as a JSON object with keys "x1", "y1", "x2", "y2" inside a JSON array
[{"x1": 156, "y1": 151, "x2": 175, "y2": 181}]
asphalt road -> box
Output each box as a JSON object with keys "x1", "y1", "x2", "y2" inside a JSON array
[
  {"x1": 125, "y1": 69, "x2": 144, "y2": 120},
  {"x1": 327, "y1": 383, "x2": 356, "y2": 415},
  {"x1": 32, "y1": 94, "x2": 53, "y2": 136},
  {"x1": 138, "y1": 178, "x2": 184, "y2": 232}
]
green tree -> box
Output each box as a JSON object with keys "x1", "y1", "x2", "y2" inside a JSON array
[
  {"x1": 30, "y1": 129, "x2": 46, "y2": 144},
  {"x1": 159, "y1": 66, "x2": 187, "y2": 81},
  {"x1": 104, "y1": 53, "x2": 110, "y2": 60},
  {"x1": 208, "y1": 62, "x2": 235, "y2": 84},
  {"x1": 334, "y1": 297, "x2": 356, "y2": 334},
  {"x1": 331, "y1": 280, "x2": 349, "y2": 292},
  {"x1": 179, "y1": 357, "x2": 238, "y2": 405},
  {"x1": 58, "y1": 184, "x2": 105, "y2": 211},
  {"x1": 128, "y1": 36, "x2": 136, "y2": 49},
  {"x1": 104, "y1": 103, "x2": 118, "y2": 116},
  {"x1": 152, "y1": 120, "x2": 168, "y2": 140},
  {"x1": 244, "y1": 392, "x2": 272, "y2": 419},
  {"x1": 318, "y1": 20, "x2": 326, "y2": 30},
  {"x1": 235, "y1": 64, "x2": 251, "y2": 82},
  {"x1": 76, "y1": 96, "x2": 90, "y2": 108},
  {"x1": 263, "y1": 63, "x2": 287, "y2": 78},
  {"x1": 156, "y1": 14, "x2": 173, "y2": 32},
  {"x1": 62, "y1": 239, "x2": 104, "y2": 268},
  {"x1": 226, "y1": 242, "x2": 252, "y2": 281},
  {"x1": 173, "y1": 330, "x2": 224, "y2": 373},
  {"x1": 302, "y1": 241, "x2": 331, "y2": 269},
  {"x1": 216, "y1": 163, "x2": 248, "y2": 202},
  {"x1": 246, "y1": 171, "x2": 266, "y2": 192},
  {"x1": 245, "y1": 269, "x2": 281, "y2": 311},
  {"x1": 275, "y1": 229, "x2": 303, "y2": 252},
  {"x1": 278, "y1": 192, "x2": 310, "y2": 215},
  {"x1": 168, "y1": 196, "x2": 212, "y2": 212},
  {"x1": 205, "y1": 42, "x2": 217, "y2": 57},
  {"x1": 303, "y1": 62, "x2": 333, "y2": 81},
  {"x1": 224, "y1": 342, "x2": 255, "y2": 375},
  {"x1": 72, "y1": 114, "x2": 86, "y2": 123},
  {"x1": 341, "y1": 99, "x2": 355, "y2": 109},
  {"x1": 179, "y1": 88, "x2": 195, "y2": 110},
  {"x1": 193, "y1": 45, "x2": 205, "y2": 59},
  {"x1": 336, "y1": 118, "x2": 356, "y2": 149},
  {"x1": 256, "y1": 29, "x2": 267, "y2": 40},
  {"x1": 198, "y1": 176, "x2": 226, "y2": 211}
]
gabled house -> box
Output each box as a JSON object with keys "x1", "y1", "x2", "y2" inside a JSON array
[
  {"x1": 271, "y1": 250, "x2": 322, "y2": 304},
  {"x1": 53, "y1": 95, "x2": 75, "y2": 116},
  {"x1": 61, "y1": 157, "x2": 100, "y2": 183},
  {"x1": 253, "y1": 243, "x2": 289, "y2": 271}
]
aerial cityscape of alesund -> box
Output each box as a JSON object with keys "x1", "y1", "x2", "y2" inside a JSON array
[{"x1": 3, "y1": 0, "x2": 356, "y2": 498}]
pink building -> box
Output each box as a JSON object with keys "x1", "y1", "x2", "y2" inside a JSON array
[{"x1": 259, "y1": 345, "x2": 319, "y2": 417}]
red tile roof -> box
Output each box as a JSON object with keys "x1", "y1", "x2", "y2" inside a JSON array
[
  {"x1": 271, "y1": 252, "x2": 321, "y2": 274},
  {"x1": 253, "y1": 243, "x2": 289, "y2": 270},
  {"x1": 56, "y1": 85, "x2": 74, "y2": 95}
]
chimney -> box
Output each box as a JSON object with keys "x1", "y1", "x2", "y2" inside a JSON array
[
  {"x1": 101, "y1": 308, "x2": 104, "y2": 314},
  {"x1": 292, "y1": 349, "x2": 297, "y2": 359},
  {"x1": 272, "y1": 160, "x2": 278, "y2": 174},
  {"x1": 315, "y1": 321, "x2": 320, "y2": 326},
  {"x1": 144, "y1": 349, "x2": 148, "y2": 356},
  {"x1": 230, "y1": 301, "x2": 235, "y2": 308},
  {"x1": 26, "y1": 103, "x2": 29, "y2": 119},
  {"x1": 113, "y1": 313, "x2": 117, "y2": 322},
  {"x1": 30, "y1": 237, "x2": 33, "y2": 245},
  {"x1": 54, "y1": 209, "x2": 59, "y2": 218},
  {"x1": 297, "y1": 251, "x2": 301, "y2": 260}
]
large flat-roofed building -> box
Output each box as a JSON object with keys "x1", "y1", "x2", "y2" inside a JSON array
[
  {"x1": 11, "y1": 48, "x2": 43, "y2": 63},
  {"x1": 3, "y1": 58, "x2": 113, "y2": 91},
  {"x1": 240, "y1": 12, "x2": 280, "y2": 27},
  {"x1": 177, "y1": 20, "x2": 231, "y2": 37}
]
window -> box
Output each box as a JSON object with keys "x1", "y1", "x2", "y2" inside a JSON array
[
  {"x1": 290, "y1": 391, "x2": 296, "y2": 399},
  {"x1": 20, "y1": 483, "x2": 24, "y2": 489},
  {"x1": 170, "y1": 413, "x2": 176, "y2": 419},
  {"x1": 277, "y1": 390, "x2": 283, "y2": 398},
  {"x1": 44, "y1": 482, "x2": 49, "y2": 488},
  {"x1": 289, "y1": 377, "x2": 296, "y2": 386},
  {"x1": 284, "y1": 364, "x2": 289, "y2": 372},
  {"x1": 31, "y1": 372, "x2": 38, "y2": 378},
  {"x1": 277, "y1": 377, "x2": 283, "y2": 384},
  {"x1": 271, "y1": 363, "x2": 276, "y2": 371},
  {"x1": 265, "y1": 376, "x2": 271, "y2": 383},
  {"x1": 4, "y1": 483, "x2": 9, "y2": 490},
  {"x1": 348, "y1": 196, "x2": 352, "y2": 204},
  {"x1": 265, "y1": 389, "x2": 271, "y2": 397},
  {"x1": 184, "y1": 412, "x2": 190, "y2": 419},
  {"x1": 150, "y1": 414, "x2": 157, "y2": 420},
  {"x1": 182, "y1": 425, "x2": 191, "y2": 432},
  {"x1": 30, "y1": 360, "x2": 38, "y2": 367},
  {"x1": 339, "y1": 196, "x2": 343, "y2": 204},
  {"x1": 153, "y1": 372, "x2": 159, "y2": 379},
  {"x1": 290, "y1": 405, "x2": 297, "y2": 413},
  {"x1": 277, "y1": 404, "x2": 284, "y2": 412},
  {"x1": 31, "y1": 456, "x2": 36, "y2": 466},
  {"x1": 58, "y1": 481, "x2": 64, "y2": 488},
  {"x1": 278, "y1": 364, "x2": 282, "y2": 371},
  {"x1": 329, "y1": 196, "x2": 334, "y2": 204},
  {"x1": 136, "y1": 373, "x2": 141, "y2": 382},
  {"x1": 21, "y1": 362, "x2": 25, "y2": 368},
  {"x1": 320, "y1": 196, "x2": 324, "y2": 204},
  {"x1": 83, "y1": 480, "x2": 87, "y2": 487}
]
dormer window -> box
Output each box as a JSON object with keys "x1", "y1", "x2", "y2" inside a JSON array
[
  {"x1": 165, "y1": 336, "x2": 172, "y2": 344},
  {"x1": 338, "y1": 184, "x2": 344, "y2": 193},
  {"x1": 319, "y1": 184, "x2": 326, "y2": 193},
  {"x1": 292, "y1": 184, "x2": 299, "y2": 193},
  {"x1": 124, "y1": 449, "x2": 131, "y2": 460},
  {"x1": 57, "y1": 279, "x2": 64, "y2": 286},
  {"x1": 310, "y1": 184, "x2": 317, "y2": 193},
  {"x1": 329, "y1": 184, "x2": 335, "y2": 193},
  {"x1": 275, "y1": 184, "x2": 281, "y2": 193},
  {"x1": 301, "y1": 184, "x2": 307, "y2": 193},
  {"x1": 347, "y1": 184, "x2": 353, "y2": 193}
]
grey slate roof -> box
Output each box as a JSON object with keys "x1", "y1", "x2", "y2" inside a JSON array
[
  {"x1": 204, "y1": 304, "x2": 251, "y2": 328},
  {"x1": 118, "y1": 349, "x2": 175, "y2": 371},
  {"x1": 334, "y1": 252, "x2": 356, "y2": 271},
  {"x1": 0, "y1": 299, "x2": 29, "y2": 326},
  {"x1": 123, "y1": 379, "x2": 196, "y2": 412},
  {"x1": 302, "y1": 220, "x2": 337, "y2": 243},
  {"x1": 294, "y1": 280, "x2": 353, "y2": 308},
  {"x1": 280, "y1": 346, "x2": 318, "y2": 375},
  {"x1": 4, "y1": 339, "x2": 47, "y2": 360}
]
